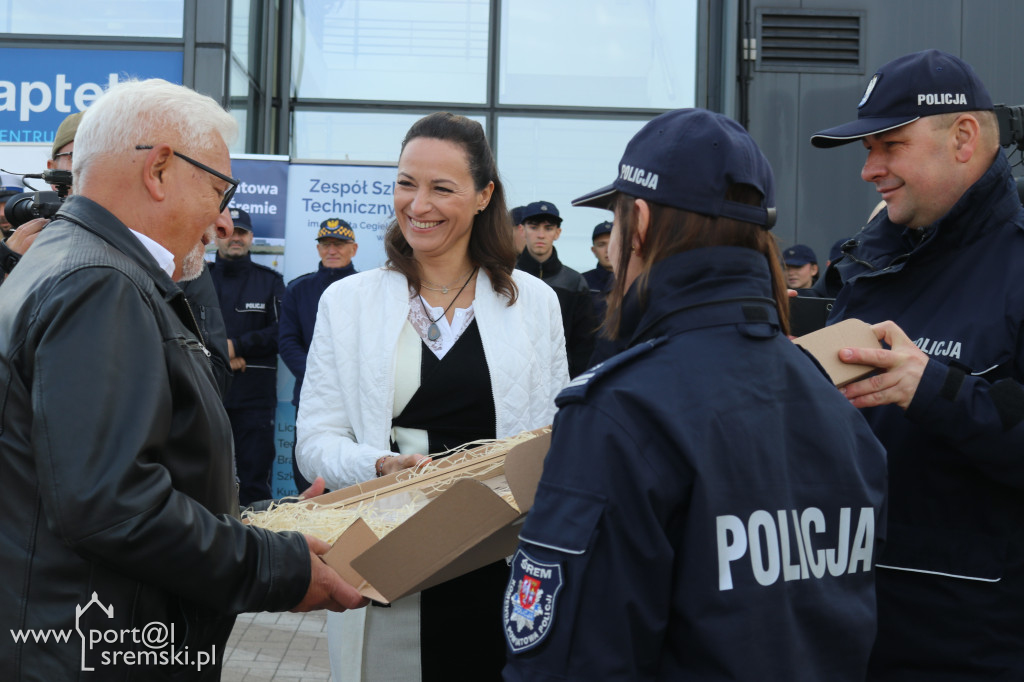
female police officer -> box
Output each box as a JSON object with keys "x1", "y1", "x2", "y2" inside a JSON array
[{"x1": 502, "y1": 109, "x2": 888, "y2": 681}]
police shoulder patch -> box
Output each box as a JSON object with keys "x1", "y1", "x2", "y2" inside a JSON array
[
  {"x1": 555, "y1": 337, "x2": 665, "y2": 407},
  {"x1": 503, "y1": 549, "x2": 563, "y2": 653}
]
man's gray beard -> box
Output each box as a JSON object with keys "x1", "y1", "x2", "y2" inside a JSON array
[{"x1": 179, "y1": 226, "x2": 215, "y2": 281}]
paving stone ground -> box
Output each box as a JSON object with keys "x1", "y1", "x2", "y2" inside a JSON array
[{"x1": 221, "y1": 610, "x2": 332, "y2": 681}]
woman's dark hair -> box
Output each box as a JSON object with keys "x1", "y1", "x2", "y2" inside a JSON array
[
  {"x1": 384, "y1": 112, "x2": 518, "y2": 304},
  {"x1": 603, "y1": 184, "x2": 790, "y2": 339}
]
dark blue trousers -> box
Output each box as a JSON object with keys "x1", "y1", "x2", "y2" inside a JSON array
[{"x1": 227, "y1": 407, "x2": 276, "y2": 506}]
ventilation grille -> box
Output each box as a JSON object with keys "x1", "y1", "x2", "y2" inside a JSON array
[{"x1": 756, "y1": 9, "x2": 864, "y2": 74}]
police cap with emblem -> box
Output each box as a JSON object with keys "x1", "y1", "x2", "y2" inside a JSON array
[
  {"x1": 0, "y1": 186, "x2": 23, "y2": 202},
  {"x1": 811, "y1": 49, "x2": 993, "y2": 148},
  {"x1": 229, "y1": 207, "x2": 253, "y2": 233},
  {"x1": 316, "y1": 217, "x2": 355, "y2": 242},
  {"x1": 572, "y1": 108, "x2": 776, "y2": 229},
  {"x1": 591, "y1": 221, "x2": 612, "y2": 241},
  {"x1": 782, "y1": 244, "x2": 817, "y2": 266},
  {"x1": 521, "y1": 201, "x2": 562, "y2": 226}
]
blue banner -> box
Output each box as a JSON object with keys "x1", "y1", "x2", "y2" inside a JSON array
[{"x1": 0, "y1": 47, "x2": 183, "y2": 144}]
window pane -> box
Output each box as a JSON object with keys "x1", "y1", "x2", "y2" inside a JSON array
[
  {"x1": 228, "y1": 107, "x2": 248, "y2": 155},
  {"x1": 231, "y1": 0, "x2": 253, "y2": 79},
  {"x1": 291, "y1": 0, "x2": 489, "y2": 103},
  {"x1": 500, "y1": 0, "x2": 697, "y2": 109},
  {"x1": 292, "y1": 111, "x2": 486, "y2": 163},
  {"x1": 0, "y1": 1, "x2": 184, "y2": 38},
  {"x1": 498, "y1": 116, "x2": 649, "y2": 274}
]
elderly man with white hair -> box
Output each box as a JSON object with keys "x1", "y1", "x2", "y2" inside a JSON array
[{"x1": 0, "y1": 79, "x2": 365, "y2": 680}]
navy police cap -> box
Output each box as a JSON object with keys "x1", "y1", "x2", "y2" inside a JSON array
[
  {"x1": 782, "y1": 244, "x2": 817, "y2": 266},
  {"x1": 573, "y1": 108, "x2": 776, "y2": 229},
  {"x1": 811, "y1": 49, "x2": 994, "y2": 148},
  {"x1": 591, "y1": 221, "x2": 612, "y2": 240},
  {"x1": 229, "y1": 207, "x2": 253, "y2": 232},
  {"x1": 522, "y1": 201, "x2": 562, "y2": 225}
]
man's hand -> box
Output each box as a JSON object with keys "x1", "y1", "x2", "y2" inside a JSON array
[
  {"x1": 838, "y1": 320, "x2": 928, "y2": 410},
  {"x1": 290, "y1": 534, "x2": 369, "y2": 613},
  {"x1": 230, "y1": 357, "x2": 246, "y2": 372},
  {"x1": 5, "y1": 218, "x2": 48, "y2": 254}
]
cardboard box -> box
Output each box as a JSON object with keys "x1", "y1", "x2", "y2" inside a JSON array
[
  {"x1": 314, "y1": 430, "x2": 551, "y2": 604},
  {"x1": 794, "y1": 318, "x2": 882, "y2": 387}
]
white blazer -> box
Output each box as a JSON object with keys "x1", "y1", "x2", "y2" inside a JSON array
[{"x1": 296, "y1": 267, "x2": 569, "y2": 490}]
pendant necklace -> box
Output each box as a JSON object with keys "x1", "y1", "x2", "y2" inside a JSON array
[
  {"x1": 421, "y1": 268, "x2": 473, "y2": 294},
  {"x1": 420, "y1": 268, "x2": 477, "y2": 342}
]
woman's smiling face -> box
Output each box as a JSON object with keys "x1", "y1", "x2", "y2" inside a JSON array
[{"x1": 394, "y1": 137, "x2": 492, "y2": 260}]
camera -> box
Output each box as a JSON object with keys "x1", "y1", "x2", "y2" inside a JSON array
[
  {"x1": 994, "y1": 105, "x2": 1024, "y2": 205},
  {"x1": 995, "y1": 104, "x2": 1024, "y2": 152},
  {"x1": 3, "y1": 169, "x2": 73, "y2": 229}
]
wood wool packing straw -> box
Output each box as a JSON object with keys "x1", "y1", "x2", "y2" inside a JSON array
[{"x1": 243, "y1": 428, "x2": 549, "y2": 544}]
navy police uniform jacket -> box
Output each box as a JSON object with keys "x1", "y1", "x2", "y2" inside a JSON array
[
  {"x1": 209, "y1": 253, "x2": 285, "y2": 410},
  {"x1": 829, "y1": 151, "x2": 1024, "y2": 679},
  {"x1": 279, "y1": 262, "x2": 356, "y2": 406},
  {"x1": 503, "y1": 247, "x2": 888, "y2": 681},
  {"x1": 517, "y1": 247, "x2": 596, "y2": 378}
]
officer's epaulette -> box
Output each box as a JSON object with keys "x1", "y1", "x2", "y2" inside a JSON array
[
  {"x1": 251, "y1": 261, "x2": 282, "y2": 276},
  {"x1": 555, "y1": 336, "x2": 667, "y2": 407},
  {"x1": 287, "y1": 270, "x2": 316, "y2": 287}
]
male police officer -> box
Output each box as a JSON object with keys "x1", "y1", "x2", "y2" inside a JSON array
[
  {"x1": 812, "y1": 49, "x2": 1024, "y2": 679},
  {"x1": 581, "y1": 220, "x2": 614, "y2": 319},
  {"x1": 515, "y1": 201, "x2": 595, "y2": 377},
  {"x1": 279, "y1": 218, "x2": 358, "y2": 491},
  {"x1": 210, "y1": 207, "x2": 286, "y2": 505}
]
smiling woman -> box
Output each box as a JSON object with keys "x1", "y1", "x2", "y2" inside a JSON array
[{"x1": 295, "y1": 111, "x2": 569, "y2": 681}]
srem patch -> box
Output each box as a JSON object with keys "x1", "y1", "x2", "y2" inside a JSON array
[{"x1": 503, "y1": 549, "x2": 563, "y2": 653}]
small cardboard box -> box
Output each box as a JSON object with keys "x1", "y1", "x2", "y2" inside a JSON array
[
  {"x1": 794, "y1": 318, "x2": 881, "y2": 387},
  {"x1": 314, "y1": 430, "x2": 551, "y2": 604}
]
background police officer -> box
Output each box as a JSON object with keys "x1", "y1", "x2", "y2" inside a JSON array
[
  {"x1": 210, "y1": 208, "x2": 286, "y2": 504},
  {"x1": 279, "y1": 218, "x2": 358, "y2": 492},
  {"x1": 515, "y1": 201, "x2": 595, "y2": 377}
]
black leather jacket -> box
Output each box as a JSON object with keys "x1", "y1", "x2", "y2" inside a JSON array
[{"x1": 0, "y1": 195, "x2": 310, "y2": 680}]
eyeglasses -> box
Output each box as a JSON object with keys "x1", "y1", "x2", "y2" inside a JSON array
[
  {"x1": 52, "y1": 151, "x2": 72, "y2": 161},
  {"x1": 135, "y1": 145, "x2": 239, "y2": 212}
]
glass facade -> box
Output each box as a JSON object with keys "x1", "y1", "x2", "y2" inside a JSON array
[
  {"x1": 0, "y1": 0, "x2": 703, "y2": 273},
  {"x1": 292, "y1": 0, "x2": 490, "y2": 103},
  {"x1": 0, "y1": 1, "x2": 184, "y2": 38},
  {"x1": 285, "y1": 0, "x2": 699, "y2": 272},
  {"x1": 498, "y1": 0, "x2": 697, "y2": 109}
]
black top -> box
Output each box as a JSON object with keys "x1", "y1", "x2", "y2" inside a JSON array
[
  {"x1": 391, "y1": 318, "x2": 496, "y2": 453},
  {"x1": 389, "y1": 317, "x2": 505, "y2": 681}
]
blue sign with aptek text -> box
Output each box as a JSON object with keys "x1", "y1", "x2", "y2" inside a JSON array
[{"x1": 0, "y1": 47, "x2": 183, "y2": 144}]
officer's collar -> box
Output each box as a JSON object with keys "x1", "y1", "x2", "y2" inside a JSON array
[
  {"x1": 216, "y1": 251, "x2": 252, "y2": 275},
  {"x1": 318, "y1": 261, "x2": 356, "y2": 281},
  {"x1": 516, "y1": 246, "x2": 562, "y2": 276},
  {"x1": 619, "y1": 247, "x2": 776, "y2": 345}
]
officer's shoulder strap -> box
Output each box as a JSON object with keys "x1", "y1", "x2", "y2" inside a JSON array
[
  {"x1": 251, "y1": 261, "x2": 283, "y2": 278},
  {"x1": 555, "y1": 337, "x2": 667, "y2": 407}
]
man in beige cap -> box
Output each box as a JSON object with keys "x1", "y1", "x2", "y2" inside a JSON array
[
  {"x1": 0, "y1": 111, "x2": 82, "y2": 277},
  {"x1": 48, "y1": 110, "x2": 81, "y2": 175}
]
